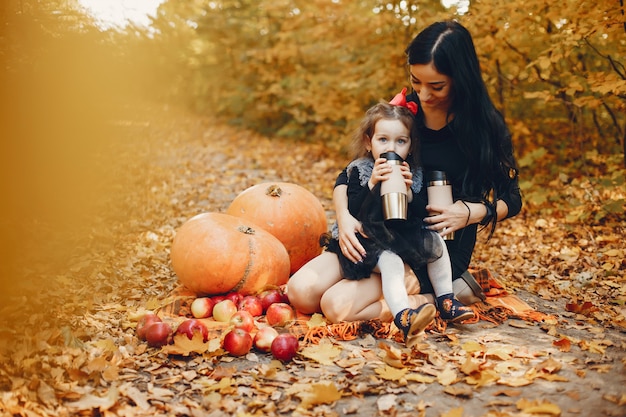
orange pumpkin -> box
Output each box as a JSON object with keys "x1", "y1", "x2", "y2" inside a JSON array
[
  {"x1": 226, "y1": 182, "x2": 328, "y2": 274},
  {"x1": 170, "y1": 212, "x2": 290, "y2": 296}
]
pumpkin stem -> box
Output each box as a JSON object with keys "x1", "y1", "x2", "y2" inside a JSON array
[
  {"x1": 237, "y1": 226, "x2": 256, "y2": 235},
  {"x1": 266, "y1": 184, "x2": 282, "y2": 197}
]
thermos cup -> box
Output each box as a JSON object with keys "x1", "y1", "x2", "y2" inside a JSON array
[
  {"x1": 427, "y1": 170, "x2": 454, "y2": 240},
  {"x1": 380, "y1": 151, "x2": 408, "y2": 221}
]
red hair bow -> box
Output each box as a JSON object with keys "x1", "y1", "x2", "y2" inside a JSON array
[{"x1": 389, "y1": 87, "x2": 418, "y2": 115}]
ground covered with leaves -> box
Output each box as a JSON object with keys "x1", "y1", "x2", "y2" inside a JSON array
[{"x1": 1, "y1": 104, "x2": 624, "y2": 417}]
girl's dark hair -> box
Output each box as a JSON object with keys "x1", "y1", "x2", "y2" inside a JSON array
[
  {"x1": 405, "y1": 21, "x2": 518, "y2": 233},
  {"x1": 351, "y1": 102, "x2": 419, "y2": 167}
]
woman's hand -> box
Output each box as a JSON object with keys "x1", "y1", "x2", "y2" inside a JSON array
[
  {"x1": 424, "y1": 200, "x2": 473, "y2": 237},
  {"x1": 336, "y1": 209, "x2": 367, "y2": 263},
  {"x1": 334, "y1": 184, "x2": 367, "y2": 263}
]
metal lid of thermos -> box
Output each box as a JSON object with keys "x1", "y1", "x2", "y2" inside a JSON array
[{"x1": 428, "y1": 170, "x2": 450, "y2": 186}]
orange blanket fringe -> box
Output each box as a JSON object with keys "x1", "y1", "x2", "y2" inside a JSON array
[{"x1": 158, "y1": 268, "x2": 552, "y2": 346}]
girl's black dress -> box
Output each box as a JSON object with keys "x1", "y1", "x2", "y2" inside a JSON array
[{"x1": 325, "y1": 158, "x2": 442, "y2": 280}]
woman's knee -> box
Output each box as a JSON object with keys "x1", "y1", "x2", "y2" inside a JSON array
[
  {"x1": 287, "y1": 270, "x2": 321, "y2": 314},
  {"x1": 320, "y1": 277, "x2": 384, "y2": 323},
  {"x1": 286, "y1": 252, "x2": 342, "y2": 314},
  {"x1": 320, "y1": 289, "x2": 350, "y2": 323}
]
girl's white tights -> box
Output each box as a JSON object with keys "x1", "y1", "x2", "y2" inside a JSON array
[
  {"x1": 378, "y1": 234, "x2": 453, "y2": 317},
  {"x1": 426, "y1": 234, "x2": 453, "y2": 298},
  {"x1": 378, "y1": 250, "x2": 409, "y2": 317}
]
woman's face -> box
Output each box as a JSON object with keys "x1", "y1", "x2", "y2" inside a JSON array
[
  {"x1": 408, "y1": 63, "x2": 453, "y2": 113},
  {"x1": 366, "y1": 118, "x2": 412, "y2": 160}
]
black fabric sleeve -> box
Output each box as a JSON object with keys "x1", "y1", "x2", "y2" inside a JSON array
[{"x1": 335, "y1": 168, "x2": 349, "y2": 188}]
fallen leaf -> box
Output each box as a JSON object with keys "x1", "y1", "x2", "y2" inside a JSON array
[
  {"x1": 161, "y1": 332, "x2": 211, "y2": 356},
  {"x1": 296, "y1": 382, "x2": 342, "y2": 409},
  {"x1": 376, "y1": 394, "x2": 397, "y2": 413},
  {"x1": 516, "y1": 398, "x2": 562, "y2": 415},
  {"x1": 441, "y1": 407, "x2": 464, "y2": 417},
  {"x1": 443, "y1": 386, "x2": 473, "y2": 398},
  {"x1": 306, "y1": 313, "x2": 327, "y2": 328},
  {"x1": 466, "y1": 369, "x2": 499, "y2": 387},
  {"x1": 460, "y1": 356, "x2": 481, "y2": 375},
  {"x1": 375, "y1": 365, "x2": 408, "y2": 381},
  {"x1": 299, "y1": 339, "x2": 342, "y2": 365},
  {"x1": 461, "y1": 340, "x2": 483, "y2": 354},
  {"x1": 66, "y1": 386, "x2": 119, "y2": 411},
  {"x1": 437, "y1": 366, "x2": 459, "y2": 386},
  {"x1": 553, "y1": 337, "x2": 571, "y2": 352}
]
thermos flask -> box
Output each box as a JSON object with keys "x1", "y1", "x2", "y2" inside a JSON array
[
  {"x1": 427, "y1": 170, "x2": 454, "y2": 240},
  {"x1": 380, "y1": 151, "x2": 408, "y2": 221}
]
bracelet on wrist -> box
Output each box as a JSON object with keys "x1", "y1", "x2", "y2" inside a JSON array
[
  {"x1": 459, "y1": 200, "x2": 471, "y2": 227},
  {"x1": 479, "y1": 202, "x2": 495, "y2": 226}
]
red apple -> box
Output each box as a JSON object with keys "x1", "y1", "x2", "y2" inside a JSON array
[
  {"x1": 265, "y1": 302, "x2": 295, "y2": 327},
  {"x1": 271, "y1": 333, "x2": 299, "y2": 361},
  {"x1": 190, "y1": 297, "x2": 215, "y2": 319},
  {"x1": 136, "y1": 313, "x2": 162, "y2": 341},
  {"x1": 222, "y1": 328, "x2": 253, "y2": 356},
  {"x1": 253, "y1": 326, "x2": 279, "y2": 353},
  {"x1": 213, "y1": 299, "x2": 237, "y2": 322},
  {"x1": 225, "y1": 291, "x2": 243, "y2": 305},
  {"x1": 176, "y1": 319, "x2": 209, "y2": 342},
  {"x1": 238, "y1": 295, "x2": 263, "y2": 317},
  {"x1": 145, "y1": 322, "x2": 173, "y2": 347},
  {"x1": 230, "y1": 310, "x2": 256, "y2": 332},
  {"x1": 211, "y1": 295, "x2": 227, "y2": 305},
  {"x1": 258, "y1": 289, "x2": 283, "y2": 312}
]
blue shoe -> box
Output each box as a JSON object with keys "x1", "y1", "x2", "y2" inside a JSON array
[
  {"x1": 393, "y1": 304, "x2": 436, "y2": 348},
  {"x1": 436, "y1": 293, "x2": 475, "y2": 323}
]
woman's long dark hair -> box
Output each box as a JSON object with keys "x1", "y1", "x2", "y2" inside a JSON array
[{"x1": 405, "y1": 21, "x2": 518, "y2": 234}]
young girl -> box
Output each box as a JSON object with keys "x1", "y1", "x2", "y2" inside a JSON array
[{"x1": 323, "y1": 100, "x2": 474, "y2": 348}]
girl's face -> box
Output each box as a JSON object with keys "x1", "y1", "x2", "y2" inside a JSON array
[
  {"x1": 408, "y1": 62, "x2": 453, "y2": 113},
  {"x1": 366, "y1": 118, "x2": 411, "y2": 160}
]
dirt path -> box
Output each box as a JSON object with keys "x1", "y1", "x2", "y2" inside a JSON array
[{"x1": 1, "y1": 104, "x2": 624, "y2": 417}]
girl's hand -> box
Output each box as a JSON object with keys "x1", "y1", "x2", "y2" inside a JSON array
[
  {"x1": 424, "y1": 200, "x2": 471, "y2": 237},
  {"x1": 337, "y1": 209, "x2": 367, "y2": 263},
  {"x1": 400, "y1": 162, "x2": 413, "y2": 189},
  {"x1": 368, "y1": 157, "x2": 392, "y2": 189}
]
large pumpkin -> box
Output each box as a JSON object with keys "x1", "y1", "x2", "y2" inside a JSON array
[
  {"x1": 170, "y1": 212, "x2": 290, "y2": 296},
  {"x1": 226, "y1": 182, "x2": 328, "y2": 274}
]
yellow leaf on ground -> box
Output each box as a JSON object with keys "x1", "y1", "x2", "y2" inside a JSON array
[
  {"x1": 437, "y1": 366, "x2": 458, "y2": 386},
  {"x1": 161, "y1": 332, "x2": 211, "y2": 356},
  {"x1": 299, "y1": 339, "x2": 341, "y2": 365},
  {"x1": 296, "y1": 382, "x2": 342, "y2": 409},
  {"x1": 461, "y1": 340, "x2": 483, "y2": 353},
  {"x1": 405, "y1": 373, "x2": 435, "y2": 384},
  {"x1": 497, "y1": 376, "x2": 533, "y2": 387},
  {"x1": 441, "y1": 407, "x2": 464, "y2": 417},
  {"x1": 516, "y1": 398, "x2": 561, "y2": 415},
  {"x1": 306, "y1": 313, "x2": 327, "y2": 328},
  {"x1": 375, "y1": 365, "x2": 408, "y2": 381},
  {"x1": 460, "y1": 357, "x2": 481, "y2": 375},
  {"x1": 466, "y1": 369, "x2": 500, "y2": 387}
]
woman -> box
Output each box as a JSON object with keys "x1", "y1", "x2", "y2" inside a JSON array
[{"x1": 287, "y1": 21, "x2": 522, "y2": 323}]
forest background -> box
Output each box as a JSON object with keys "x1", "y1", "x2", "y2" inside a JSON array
[{"x1": 1, "y1": 0, "x2": 625, "y2": 345}]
